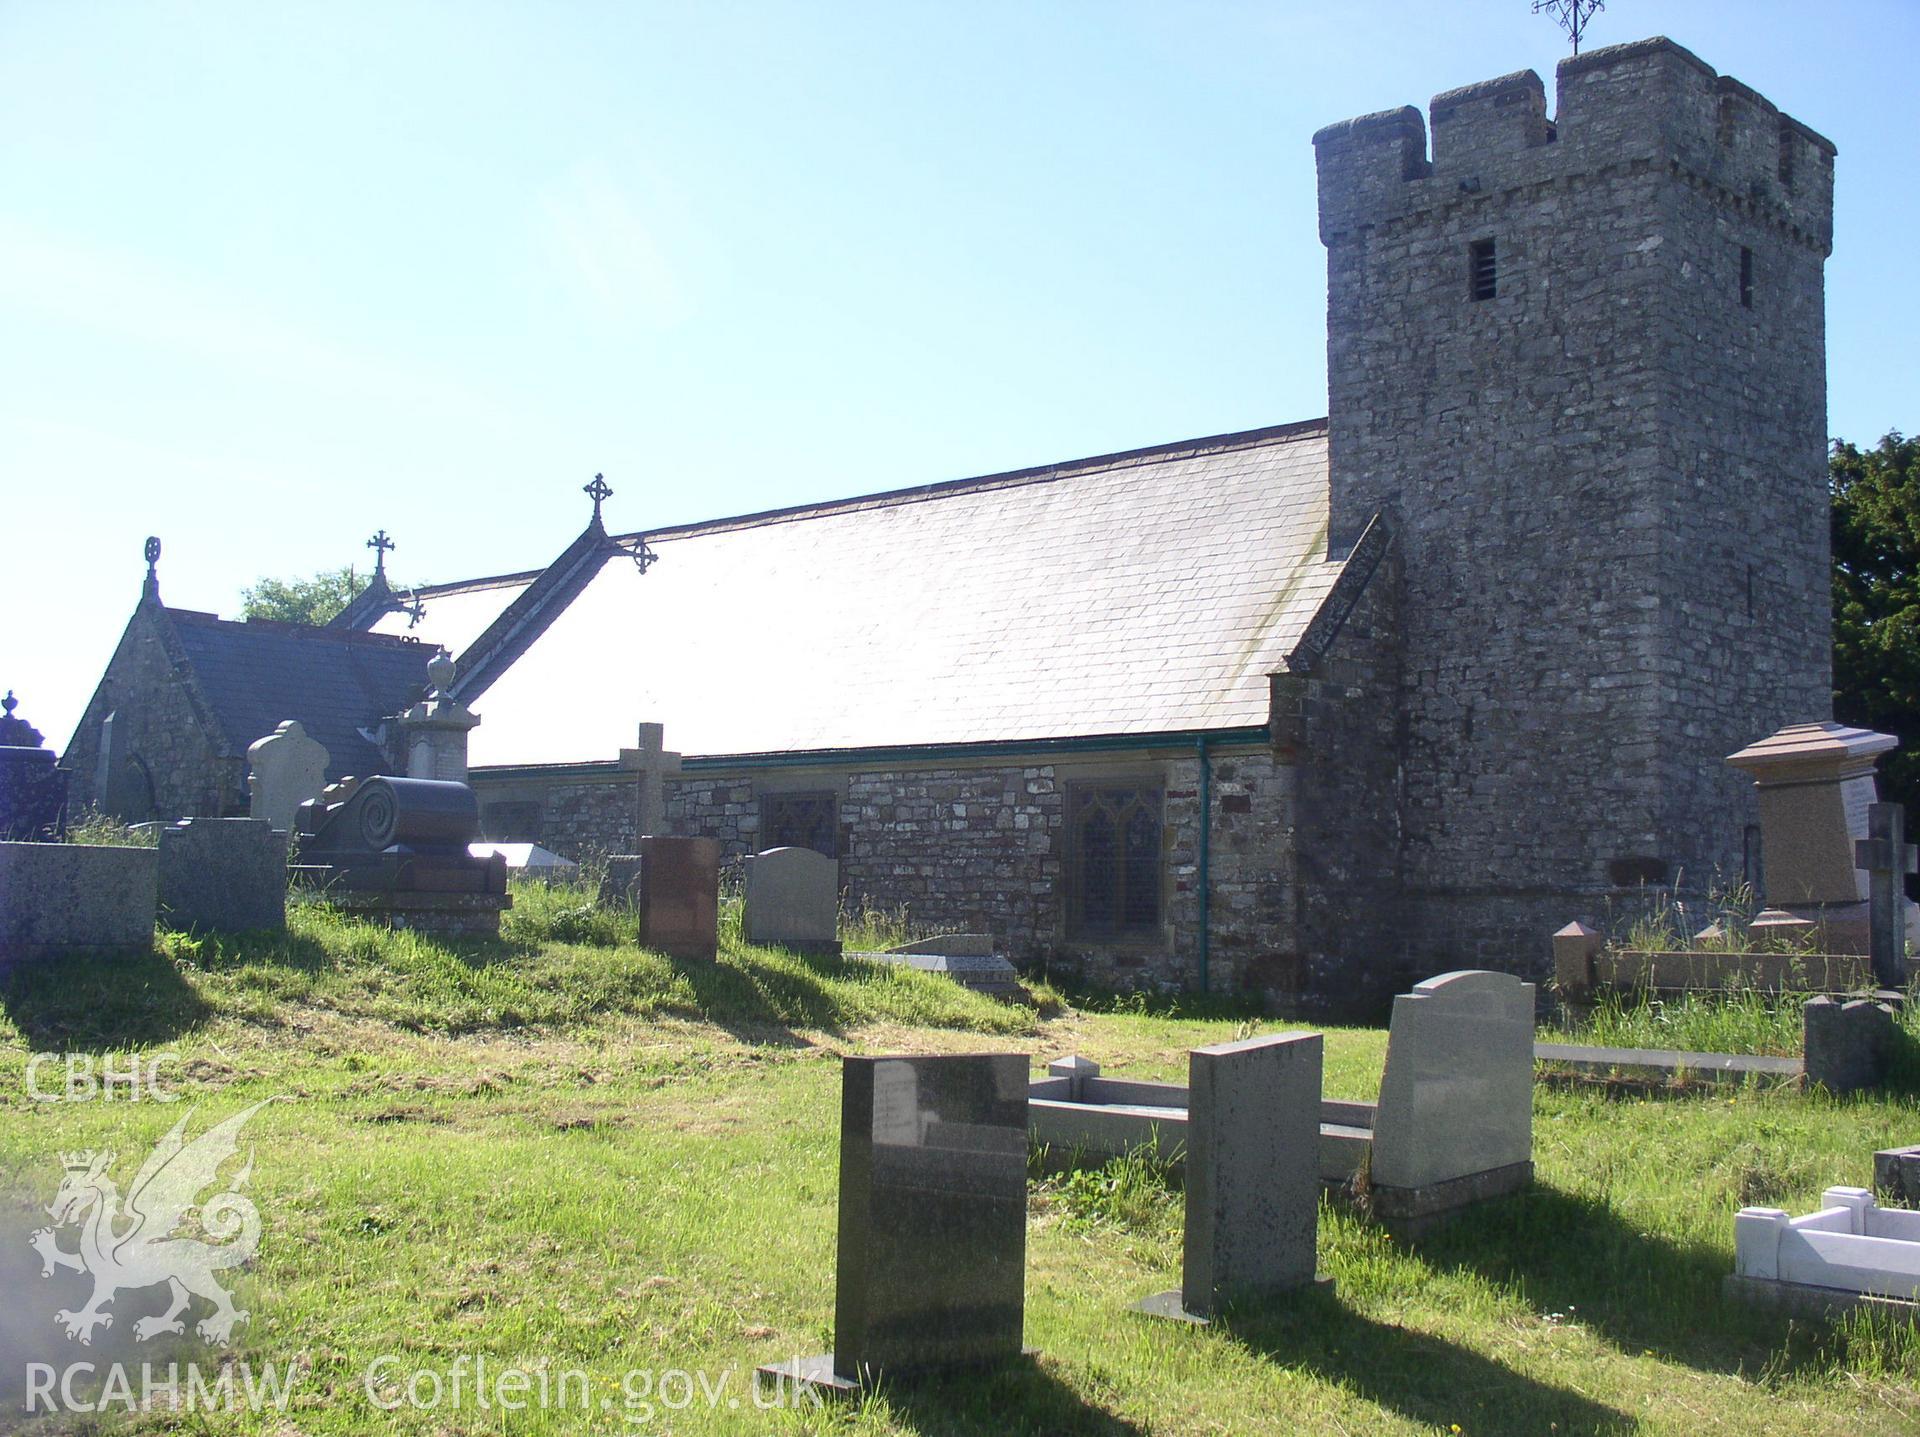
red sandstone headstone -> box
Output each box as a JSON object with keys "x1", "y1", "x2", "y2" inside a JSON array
[{"x1": 638, "y1": 835, "x2": 720, "y2": 961}]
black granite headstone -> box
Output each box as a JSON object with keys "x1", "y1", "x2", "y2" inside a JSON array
[{"x1": 762, "y1": 1052, "x2": 1029, "y2": 1393}]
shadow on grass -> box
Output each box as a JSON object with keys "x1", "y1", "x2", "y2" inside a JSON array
[
  {"x1": 0, "y1": 945, "x2": 215, "y2": 1049},
  {"x1": 860, "y1": 1351, "x2": 1148, "y2": 1436},
  {"x1": 666, "y1": 947, "x2": 851, "y2": 1046},
  {"x1": 1403, "y1": 1183, "x2": 1840, "y2": 1380},
  {"x1": 1222, "y1": 1283, "x2": 1637, "y2": 1436}
]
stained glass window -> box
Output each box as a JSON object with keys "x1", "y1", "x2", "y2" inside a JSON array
[
  {"x1": 762, "y1": 791, "x2": 837, "y2": 858},
  {"x1": 1069, "y1": 786, "x2": 1162, "y2": 937}
]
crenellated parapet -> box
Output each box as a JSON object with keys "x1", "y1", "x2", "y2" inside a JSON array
[{"x1": 1315, "y1": 36, "x2": 1834, "y2": 254}]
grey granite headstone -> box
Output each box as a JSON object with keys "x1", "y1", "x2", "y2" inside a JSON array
[
  {"x1": 0, "y1": 841, "x2": 157, "y2": 962},
  {"x1": 157, "y1": 818, "x2": 286, "y2": 934},
  {"x1": 760, "y1": 1052, "x2": 1029, "y2": 1392},
  {"x1": 1142, "y1": 1031, "x2": 1324, "y2": 1322},
  {"x1": 742, "y1": 846, "x2": 841, "y2": 954},
  {"x1": 1371, "y1": 970, "x2": 1534, "y2": 1192},
  {"x1": 1803, "y1": 995, "x2": 1892, "y2": 1094},
  {"x1": 1875, "y1": 1146, "x2": 1920, "y2": 1208}
]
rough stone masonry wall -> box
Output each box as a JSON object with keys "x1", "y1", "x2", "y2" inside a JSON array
[
  {"x1": 1273, "y1": 545, "x2": 1406, "y2": 1012},
  {"x1": 1313, "y1": 38, "x2": 1834, "y2": 976},
  {"x1": 513, "y1": 750, "x2": 1302, "y2": 998},
  {"x1": 60, "y1": 605, "x2": 241, "y2": 820}
]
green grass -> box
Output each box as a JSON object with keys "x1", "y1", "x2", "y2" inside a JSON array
[{"x1": 1, "y1": 901, "x2": 1918, "y2": 1434}]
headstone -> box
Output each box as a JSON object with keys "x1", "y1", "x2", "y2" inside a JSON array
[
  {"x1": 1874, "y1": 1146, "x2": 1920, "y2": 1208},
  {"x1": 1, "y1": 841, "x2": 157, "y2": 963},
  {"x1": 742, "y1": 846, "x2": 841, "y2": 954},
  {"x1": 1802, "y1": 995, "x2": 1892, "y2": 1095},
  {"x1": 157, "y1": 818, "x2": 287, "y2": 934},
  {"x1": 1855, "y1": 802, "x2": 1916, "y2": 988},
  {"x1": 1140, "y1": 1032, "x2": 1324, "y2": 1322},
  {"x1": 0, "y1": 691, "x2": 71, "y2": 840},
  {"x1": 247, "y1": 720, "x2": 329, "y2": 834},
  {"x1": 398, "y1": 651, "x2": 481, "y2": 783},
  {"x1": 1370, "y1": 970, "x2": 1534, "y2": 1192},
  {"x1": 636, "y1": 835, "x2": 719, "y2": 960},
  {"x1": 759, "y1": 1052, "x2": 1029, "y2": 1393},
  {"x1": 618, "y1": 722, "x2": 683, "y2": 838},
  {"x1": 599, "y1": 854, "x2": 643, "y2": 906}
]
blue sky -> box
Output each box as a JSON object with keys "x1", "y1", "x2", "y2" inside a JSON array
[{"x1": 4, "y1": 1, "x2": 1915, "y2": 750}]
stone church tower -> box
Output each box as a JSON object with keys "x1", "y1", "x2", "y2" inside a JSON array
[{"x1": 1313, "y1": 37, "x2": 1836, "y2": 971}]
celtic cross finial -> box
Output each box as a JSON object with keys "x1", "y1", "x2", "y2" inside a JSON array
[
  {"x1": 584, "y1": 473, "x2": 613, "y2": 523},
  {"x1": 367, "y1": 529, "x2": 395, "y2": 579},
  {"x1": 1532, "y1": 0, "x2": 1603, "y2": 54}
]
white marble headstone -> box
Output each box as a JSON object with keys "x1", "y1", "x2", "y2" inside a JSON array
[{"x1": 246, "y1": 720, "x2": 329, "y2": 834}]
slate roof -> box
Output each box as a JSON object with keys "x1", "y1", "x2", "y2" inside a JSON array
[
  {"x1": 463, "y1": 420, "x2": 1342, "y2": 766},
  {"x1": 166, "y1": 613, "x2": 434, "y2": 779},
  {"x1": 365, "y1": 572, "x2": 536, "y2": 657}
]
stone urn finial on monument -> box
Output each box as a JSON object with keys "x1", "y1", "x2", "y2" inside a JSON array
[{"x1": 399, "y1": 649, "x2": 481, "y2": 783}]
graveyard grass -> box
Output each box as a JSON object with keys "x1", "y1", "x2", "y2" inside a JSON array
[{"x1": 0, "y1": 890, "x2": 1915, "y2": 1435}]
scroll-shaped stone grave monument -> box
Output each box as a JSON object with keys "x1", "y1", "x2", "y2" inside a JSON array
[
  {"x1": 758, "y1": 1052, "x2": 1030, "y2": 1394},
  {"x1": 294, "y1": 775, "x2": 510, "y2": 936},
  {"x1": 1138, "y1": 1032, "x2": 1326, "y2": 1323}
]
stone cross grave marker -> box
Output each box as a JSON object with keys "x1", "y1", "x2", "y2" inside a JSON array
[
  {"x1": 1855, "y1": 802, "x2": 1916, "y2": 989},
  {"x1": 247, "y1": 721, "x2": 330, "y2": 834},
  {"x1": 759, "y1": 1052, "x2": 1030, "y2": 1393},
  {"x1": 742, "y1": 846, "x2": 841, "y2": 954},
  {"x1": 1139, "y1": 1031, "x2": 1325, "y2": 1323},
  {"x1": 618, "y1": 722, "x2": 682, "y2": 837}
]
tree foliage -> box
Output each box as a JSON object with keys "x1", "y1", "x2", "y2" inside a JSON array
[
  {"x1": 239, "y1": 566, "x2": 371, "y2": 626},
  {"x1": 1831, "y1": 430, "x2": 1920, "y2": 817}
]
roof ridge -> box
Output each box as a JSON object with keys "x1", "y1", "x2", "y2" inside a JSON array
[
  {"x1": 171, "y1": 610, "x2": 431, "y2": 646},
  {"x1": 614, "y1": 417, "x2": 1328, "y2": 544}
]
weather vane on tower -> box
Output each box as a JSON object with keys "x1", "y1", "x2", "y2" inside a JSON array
[{"x1": 1533, "y1": 0, "x2": 1603, "y2": 55}]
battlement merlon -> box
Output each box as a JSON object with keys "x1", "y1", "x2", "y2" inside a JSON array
[{"x1": 1314, "y1": 36, "x2": 1835, "y2": 252}]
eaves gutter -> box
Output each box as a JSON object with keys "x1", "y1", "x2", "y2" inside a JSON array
[{"x1": 470, "y1": 724, "x2": 1271, "y2": 782}]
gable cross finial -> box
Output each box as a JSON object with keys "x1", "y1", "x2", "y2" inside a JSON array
[
  {"x1": 584, "y1": 473, "x2": 614, "y2": 524},
  {"x1": 367, "y1": 529, "x2": 395, "y2": 579},
  {"x1": 142, "y1": 535, "x2": 162, "y2": 602},
  {"x1": 1532, "y1": 0, "x2": 1603, "y2": 55}
]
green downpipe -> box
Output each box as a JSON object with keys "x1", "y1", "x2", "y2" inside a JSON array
[{"x1": 1196, "y1": 733, "x2": 1212, "y2": 994}]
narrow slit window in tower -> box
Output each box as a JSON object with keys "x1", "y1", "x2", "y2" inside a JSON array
[
  {"x1": 1468, "y1": 239, "x2": 1497, "y2": 301},
  {"x1": 1740, "y1": 246, "x2": 1754, "y2": 308}
]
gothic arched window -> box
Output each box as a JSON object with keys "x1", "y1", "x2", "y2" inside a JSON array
[{"x1": 1068, "y1": 785, "x2": 1163, "y2": 938}]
